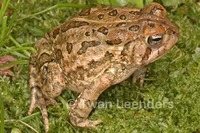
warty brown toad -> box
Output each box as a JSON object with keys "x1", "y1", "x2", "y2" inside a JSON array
[{"x1": 28, "y1": 2, "x2": 179, "y2": 132}]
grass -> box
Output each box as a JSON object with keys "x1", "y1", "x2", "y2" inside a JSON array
[{"x1": 0, "y1": 0, "x2": 200, "y2": 133}]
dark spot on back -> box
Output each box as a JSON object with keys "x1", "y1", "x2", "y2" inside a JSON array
[
  {"x1": 61, "y1": 21, "x2": 89, "y2": 32},
  {"x1": 98, "y1": 14, "x2": 104, "y2": 20},
  {"x1": 77, "y1": 41, "x2": 100, "y2": 55},
  {"x1": 148, "y1": 23, "x2": 155, "y2": 28},
  {"x1": 97, "y1": 26, "x2": 108, "y2": 35},
  {"x1": 108, "y1": 9, "x2": 118, "y2": 16},
  {"x1": 116, "y1": 22, "x2": 126, "y2": 27},
  {"x1": 129, "y1": 11, "x2": 141, "y2": 15},
  {"x1": 129, "y1": 25, "x2": 140, "y2": 32},
  {"x1": 85, "y1": 31, "x2": 91, "y2": 36},
  {"x1": 79, "y1": 8, "x2": 91, "y2": 16},
  {"x1": 119, "y1": 15, "x2": 126, "y2": 20},
  {"x1": 66, "y1": 42, "x2": 73, "y2": 54},
  {"x1": 52, "y1": 28, "x2": 60, "y2": 38},
  {"x1": 88, "y1": 59, "x2": 95, "y2": 65},
  {"x1": 92, "y1": 29, "x2": 96, "y2": 33},
  {"x1": 106, "y1": 38, "x2": 122, "y2": 45},
  {"x1": 105, "y1": 51, "x2": 114, "y2": 59},
  {"x1": 55, "y1": 49, "x2": 63, "y2": 61}
]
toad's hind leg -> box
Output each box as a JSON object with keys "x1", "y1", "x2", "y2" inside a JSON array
[
  {"x1": 29, "y1": 62, "x2": 66, "y2": 132},
  {"x1": 28, "y1": 59, "x2": 50, "y2": 132},
  {"x1": 69, "y1": 72, "x2": 115, "y2": 128},
  {"x1": 28, "y1": 38, "x2": 65, "y2": 132}
]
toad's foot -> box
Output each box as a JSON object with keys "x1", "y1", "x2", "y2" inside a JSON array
[
  {"x1": 70, "y1": 111, "x2": 103, "y2": 128},
  {"x1": 69, "y1": 98, "x2": 103, "y2": 128},
  {"x1": 28, "y1": 87, "x2": 50, "y2": 132},
  {"x1": 132, "y1": 67, "x2": 147, "y2": 87}
]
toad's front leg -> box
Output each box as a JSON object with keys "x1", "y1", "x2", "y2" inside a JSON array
[
  {"x1": 132, "y1": 67, "x2": 147, "y2": 87},
  {"x1": 69, "y1": 72, "x2": 115, "y2": 128}
]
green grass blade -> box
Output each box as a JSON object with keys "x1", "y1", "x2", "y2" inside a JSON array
[
  {"x1": 0, "y1": 0, "x2": 13, "y2": 48},
  {"x1": 0, "y1": 47, "x2": 35, "y2": 56},
  {"x1": 0, "y1": 16, "x2": 8, "y2": 47},
  {"x1": 18, "y1": 3, "x2": 92, "y2": 21},
  {"x1": 56, "y1": 3, "x2": 93, "y2": 8},
  {"x1": 0, "y1": 92, "x2": 4, "y2": 133},
  {"x1": 9, "y1": 36, "x2": 31, "y2": 57},
  {"x1": 0, "y1": 0, "x2": 10, "y2": 22},
  {"x1": 0, "y1": 16, "x2": 7, "y2": 38},
  {"x1": 0, "y1": 60, "x2": 28, "y2": 69},
  {"x1": 11, "y1": 51, "x2": 29, "y2": 59}
]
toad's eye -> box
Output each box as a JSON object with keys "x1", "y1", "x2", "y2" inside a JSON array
[{"x1": 147, "y1": 34, "x2": 163, "y2": 47}]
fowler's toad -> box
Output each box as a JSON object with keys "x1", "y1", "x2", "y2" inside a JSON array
[{"x1": 28, "y1": 2, "x2": 179, "y2": 132}]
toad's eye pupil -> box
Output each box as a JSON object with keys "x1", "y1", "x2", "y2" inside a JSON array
[{"x1": 147, "y1": 34, "x2": 163, "y2": 47}]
